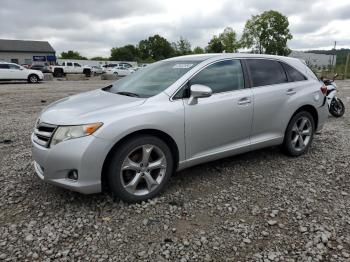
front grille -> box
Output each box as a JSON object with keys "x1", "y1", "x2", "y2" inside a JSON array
[{"x1": 33, "y1": 122, "x2": 57, "y2": 148}]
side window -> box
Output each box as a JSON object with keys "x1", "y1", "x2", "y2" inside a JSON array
[
  {"x1": 282, "y1": 63, "x2": 307, "y2": 82},
  {"x1": 74, "y1": 63, "x2": 81, "y2": 67},
  {"x1": 0, "y1": 64, "x2": 10, "y2": 69},
  {"x1": 67, "y1": 62, "x2": 73, "y2": 66},
  {"x1": 246, "y1": 59, "x2": 287, "y2": 87},
  {"x1": 8, "y1": 64, "x2": 20, "y2": 69},
  {"x1": 190, "y1": 60, "x2": 244, "y2": 94}
]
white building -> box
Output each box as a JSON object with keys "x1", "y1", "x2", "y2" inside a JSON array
[
  {"x1": 289, "y1": 51, "x2": 335, "y2": 69},
  {"x1": 0, "y1": 39, "x2": 56, "y2": 65}
]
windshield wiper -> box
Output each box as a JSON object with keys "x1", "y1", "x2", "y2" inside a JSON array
[{"x1": 116, "y1": 91, "x2": 140, "y2": 97}]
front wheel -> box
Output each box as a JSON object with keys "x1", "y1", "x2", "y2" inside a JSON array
[
  {"x1": 28, "y1": 74, "x2": 39, "y2": 83},
  {"x1": 282, "y1": 111, "x2": 315, "y2": 156},
  {"x1": 329, "y1": 98, "x2": 345, "y2": 117},
  {"x1": 107, "y1": 135, "x2": 174, "y2": 203}
]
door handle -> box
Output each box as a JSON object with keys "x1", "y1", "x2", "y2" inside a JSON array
[
  {"x1": 286, "y1": 89, "x2": 296, "y2": 95},
  {"x1": 238, "y1": 97, "x2": 251, "y2": 105}
]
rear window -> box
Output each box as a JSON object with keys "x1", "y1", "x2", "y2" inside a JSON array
[
  {"x1": 246, "y1": 59, "x2": 287, "y2": 87},
  {"x1": 282, "y1": 63, "x2": 307, "y2": 82}
]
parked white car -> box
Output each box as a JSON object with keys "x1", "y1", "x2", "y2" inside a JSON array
[
  {"x1": 49, "y1": 61, "x2": 92, "y2": 77},
  {"x1": 106, "y1": 66, "x2": 135, "y2": 76},
  {"x1": 0, "y1": 62, "x2": 44, "y2": 83},
  {"x1": 91, "y1": 66, "x2": 104, "y2": 75}
]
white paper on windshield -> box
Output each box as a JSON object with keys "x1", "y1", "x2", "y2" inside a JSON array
[{"x1": 173, "y1": 64, "x2": 193, "y2": 69}]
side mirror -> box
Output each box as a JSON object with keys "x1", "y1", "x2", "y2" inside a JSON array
[{"x1": 188, "y1": 84, "x2": 212, "y2": 105}]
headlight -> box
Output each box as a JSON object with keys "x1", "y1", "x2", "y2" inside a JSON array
[{"x1": 50, "y1": 122, "x2": 103, "y2": 147}]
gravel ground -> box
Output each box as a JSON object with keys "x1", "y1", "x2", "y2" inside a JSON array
[{"x1": 0, "y1": 78, "x2": 349, "y2": 261}]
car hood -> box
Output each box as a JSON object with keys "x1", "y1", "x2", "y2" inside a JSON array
[{"x1": 40, "y1": 89, "x2": 146, "y2": 125}]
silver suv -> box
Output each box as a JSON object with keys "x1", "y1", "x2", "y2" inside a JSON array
[{"x1": 32, "y1": 54, "x2": 328, "y2": 202}]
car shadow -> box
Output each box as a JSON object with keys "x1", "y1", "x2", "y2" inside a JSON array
[{"x1": 38, "y1": 145, "x2": 285, "y2": 207}]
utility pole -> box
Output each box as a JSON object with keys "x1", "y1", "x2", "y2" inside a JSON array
[
  {"x1": 332, "y1": 41, "x2": 337, "y2": 73},
  {"x1": 345, "y1": 53, "x2": 350, "y2": 79}
]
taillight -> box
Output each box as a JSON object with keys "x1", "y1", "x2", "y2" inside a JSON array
[{"x1": 320, "y1": 84, "x2": 327, "y2": 95}]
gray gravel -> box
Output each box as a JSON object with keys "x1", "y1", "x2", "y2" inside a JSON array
[{"x1": 0, "y1": 78, "x2": 350, "y2": 261}]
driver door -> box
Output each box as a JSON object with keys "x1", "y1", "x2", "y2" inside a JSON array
[
  {"x1": 8, "y1": 64, "x2": 26, "y2": 79},
  {"x1": 183, "y1": 59, "x2": 253, "y2": 161}
]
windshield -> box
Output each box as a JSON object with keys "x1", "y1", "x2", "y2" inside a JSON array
[{"x1": 105, "y1": 60, "x2": 200, "y2": 98}]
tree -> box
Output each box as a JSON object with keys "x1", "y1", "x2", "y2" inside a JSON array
[
  {"x1": 240, "y1": 10, "x2": 292, "y2": 56},
  {"x1": 138, "y1": 35, "x2": 175, "y2": 61},
  {"x1": 110, "y1": 44, "x2": 139, "y2": 61},
  {"x1": 206, "y1": 27, "x2": 239, "y2": 53},
  {"x1": 174, "y1": 37, "x2": 192, "y2": 56},
  {"x1": 206, "y1": 36, "x2": 224, "y2": 53},
  {"x1": 90, "y1": 56, "x2": 108, "y2": 61},
  {"x1": 219, "y1": 27, "x2": 240, "y2": 53},
  {"x1": 193, "y1": 46, "x2": 204, "y2": 54},
  {"x1": 60, "y1": 50, "x2": 87, "y2": 60}
]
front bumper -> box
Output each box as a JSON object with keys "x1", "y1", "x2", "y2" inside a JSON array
[{"x1": 31, "y1": 133, "x2": 111, "y2": 194}]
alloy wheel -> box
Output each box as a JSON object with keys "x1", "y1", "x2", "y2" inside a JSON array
[
  {"x1": 120, "y1": 144, "x2": 167, "y2": 196},
  {"x1": 290, "y1": 116, "x2": 312, "y2": 151},
  {"x1": 30, "y1": 75, "x2": 38, "y2": 83}
]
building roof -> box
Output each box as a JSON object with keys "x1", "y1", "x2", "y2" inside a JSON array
[{"x1": 0, "y1": 39, "x2": 55, "y2": 53}]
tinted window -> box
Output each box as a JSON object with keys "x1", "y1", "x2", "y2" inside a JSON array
[
  {"x1": 67, "y1": 62, "x2": 72, "y2": 66},
  {"x1": 74, "y1": 63, "x2": 81, "y2": 67},
  {"x1": 283, "y1": 63, "x2": 307, "y2": 82},
  {"x1": 0, "y1": 64, "x2": 9, "y2": 69},
  {"x1": 190, "y1": 60, "x2": 244, "y2": 93},
  {"x1": 246, "y1": 59, "x2": 287, "y2": 87}
]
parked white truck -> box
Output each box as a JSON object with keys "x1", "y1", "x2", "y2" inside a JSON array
[{"x1": 49, "y1": 61, "x2": 91, "y2": 77}]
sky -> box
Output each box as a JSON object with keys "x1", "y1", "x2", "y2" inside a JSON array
[{"x1": 0, "y1": 0, "x2": 350, "y2": 57}]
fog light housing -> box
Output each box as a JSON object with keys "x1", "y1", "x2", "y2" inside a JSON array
[{"x1": 67, "y1": 170, "x2": 78, "y2": 181}]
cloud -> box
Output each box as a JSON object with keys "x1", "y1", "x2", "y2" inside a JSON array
[{"x1": 0, "y1": 0, "x2": 349, "y2": 57}]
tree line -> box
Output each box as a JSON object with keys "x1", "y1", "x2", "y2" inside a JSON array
[{"x1": 60, "y1": 10, "x2": 293, "y2": 62}]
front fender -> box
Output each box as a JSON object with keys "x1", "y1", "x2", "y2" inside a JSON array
[{"x1": 95, "y1": 98, "x2": 186, "y2": 162}]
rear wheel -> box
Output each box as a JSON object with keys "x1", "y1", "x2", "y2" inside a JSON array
[
  {"x1": 28, "y1": 74, "x2": 39, "y2": 83},
  {"x1": 282, "y1": 111, "x2": 315, "y2": 156},
  {"x1": 329, "y1": 98, "x2": 345, "y2": 117},
  {"x1": 107, "y1": 135, "x2": 174, "y2": 203},
  {"x1": 53, "y1": 68, "x2": 64, "y2": 77},
  {"x1": 83, "y1": 69, "x2": 91, "y2": 77}
]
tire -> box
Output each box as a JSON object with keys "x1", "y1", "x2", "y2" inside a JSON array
[
  {"x1": 329, "y1": 98, "x2": 345, "y2": 117},
  {"x1": 53, "y1": 68, "x2": 63, "y2": 78},
  {"x1": 28, "y1": 74, "x2": 39, "y2": 83},
  {"x1": 83, "y1": 69, "x2": 91, "y2": 77},
  {"x1": 107, "y1": 135, "x2": 174, "y2": 203},
  {"x1": 282, "y1": 111, "x2": 315, "y2": 156}
]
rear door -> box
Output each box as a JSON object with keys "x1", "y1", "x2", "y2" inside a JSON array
[
  {"x1": 66, "y1": 62, "x2": 73, "y2": 73},
  {"x1": 246, "y1": 59, "x2": 304, "y2": 144},
  {"x1": 0, "y1": 64, "x2": 10, "y2": 79}
]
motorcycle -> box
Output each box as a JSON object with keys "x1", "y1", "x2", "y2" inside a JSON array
[{"x1": 321, "y1": 74, "x2": 345, "y2": 117}]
